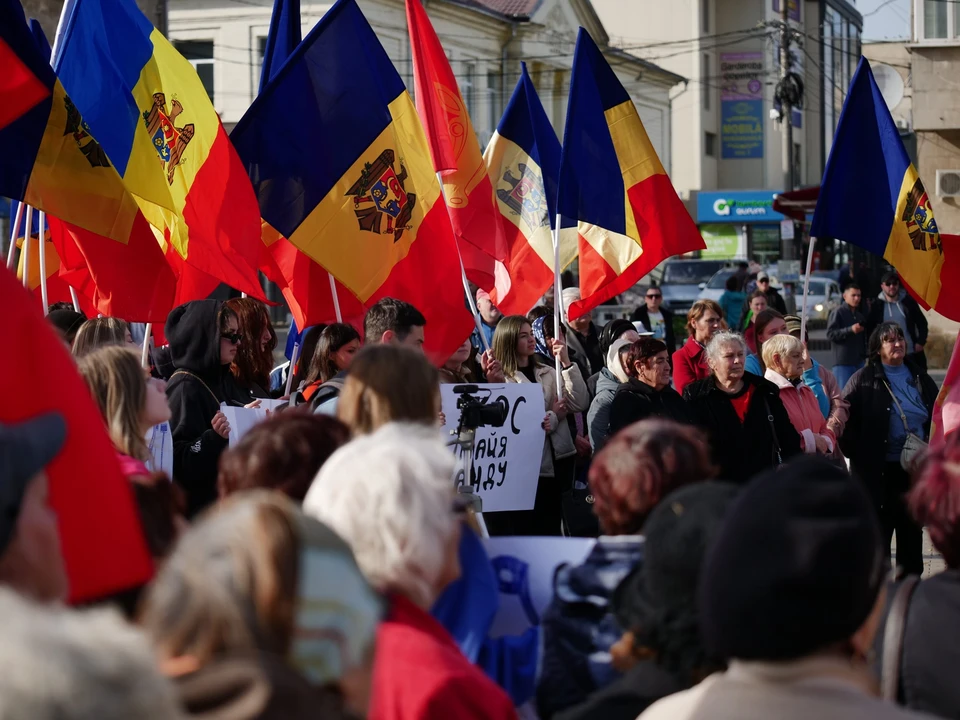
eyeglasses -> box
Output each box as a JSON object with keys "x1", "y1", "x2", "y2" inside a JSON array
[
  {"x1": 221, "y1": 332, "x2": 241, "y2": 344},
  {"x1": 646, "y1": 294, "x2": 662, "y2": 299},
  {"x1": 883, "y1": 281, "x2": 900, "y2": 287}
]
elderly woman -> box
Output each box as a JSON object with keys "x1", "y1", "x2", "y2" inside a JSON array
[
  {"x1": 683, "y1": 331, "x2": 801, "y2": 483},
  {"x1": 875, "y1": 432, "x2": 960, "y2": 717},
  {"x1": 138, "y1": 491, "x2": 383, "y2": 719},
  {"x1": 672, "y1": 300, "x2": 722, "y2": 395},
  {"x1": 537, "y1": 419, "x2": 715, "y2": 719},
  {"x1": 303, "y1": 423, "x2": 518, "y2": 720},
  {"x1": 762, "y1": 334, "x2": 836, "y2": 456},
  {"x1": 608, "y1": 337, "x2": 691, "y2": 438},
  {"x1": 588, "y1": 337, "x2": 633, "y2": 451},
  {"x1": 841, "y1": 322, "x2": 938, "y2": 576},
  {"x1": 562, "y1": 288, "x2": 603, "y2": 376}
]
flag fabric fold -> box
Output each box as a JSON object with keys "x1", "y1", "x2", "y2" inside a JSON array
[
  {"x1": 557, "y1": 29, "x2": 705, "y2": 320},
  {"x1": 484, "y1": 63, "x2": 574, "y2": 317},
  {"x1": 405, "y1": 0, "x2": 505, "y2": 289},
  {"x1": 54, "y1": 0, "x2": 266, "y2": 299},
  {"x1": 0, "y1": 265, "x2": 154, "y2": 603},
  {"x1": 232, "y1": 0, "x2": 473, "y2": 361},
  {"x1": 810, "y1": 57, "x2": 960, "y2": 322},
  {"x1": 931, "y1": 324, "x2": 960, "y2": 450}
]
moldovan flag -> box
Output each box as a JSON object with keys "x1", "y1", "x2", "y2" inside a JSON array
[
  {"x1": 930, "y1": 301, "x2": 960, "y2": 449},
  {"x1": 405, "y1": 0, "x2": 505, "y2": 289},
  {"x1": 54, "y1": 0, "x2": 266, "y2": 300},
  {"x1": 811, "y1": 58, "x2": 960, "y2": 321},
  {"x1": 231, "y1": 0, "x2": 473, "y2": 361},
  {"x1": 0, "y1": 266, "x2": 154, "y2": 603},
  {"x1": 484, "y1": 63, "x2": 575, "y2": 317},
  {"x1": 558, "y1": 30, "x2": 705, "y2": 320},
  {"x1": 254, "y1": 0, "x2": 366, "y2": 329}
]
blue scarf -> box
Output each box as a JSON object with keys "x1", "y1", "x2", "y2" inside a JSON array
[{"x1": 532, "y1": 316, "x2": 553, "y2": 358}]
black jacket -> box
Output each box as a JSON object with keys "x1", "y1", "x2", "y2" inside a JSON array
[
  {"x1": 555, "y1": 660, "x2": 683, "y2": 720},
  {"x1": 874, "y1": 570, "x2": 960, "y2": 719},
  {"x1": 840, "y1": 360, "x2": 937, "y2": 506},
  {"x1": 631, "y1": 306, "x2": 676, "y2": 355},
  {"x1": 165, "y1": 300, "x2": 252, "y2": 517},
  {"x1": 607, "y1": 379, "x2": 691, "y2": 438},
  {"x1": 683, "y1": 373, "x2": 802, "y2": 483},
  {"x1": 826, "y1": 303, "x2": 868, "y2": 368},
  {"x1": 866, "y1": 290, "x2": 928, "y2": 348}
]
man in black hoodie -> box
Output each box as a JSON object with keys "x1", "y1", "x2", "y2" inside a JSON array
[{"x1": 165, "y1": 300, "x2": 253, "y2": 517}]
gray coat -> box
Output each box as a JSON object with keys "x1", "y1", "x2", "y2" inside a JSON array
[
  {"x1": 826, "y1": 303, "x2": 867, "y2": 366},
  {"x1": 587, "y1": 368, "x2": 621, "y2": 451}
]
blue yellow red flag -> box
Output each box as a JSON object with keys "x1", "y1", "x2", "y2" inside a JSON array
[
  {"x1": 54, "y1": 0, "x2": 265, "y2": 299},
  {"x1": 557, "y1": 30, "x2": 705, "y2": 320},
  {"x1": 231, "y1": 0, "x2": 473, "y2": 360},
  {"x1": 484, "y1": 63, "x2": 575, "y2": 317},
  {"x1": 259, "y1": 0, "x2": 301, "y2": 93},
  {"x1": 810, "y1": 58, "x2": 959, "y2": 321}
]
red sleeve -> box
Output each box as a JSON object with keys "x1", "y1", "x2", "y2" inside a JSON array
[
  {"x1": 672, "y1": 347, "x2": 695, "y2": 395},
  {"x1": 419, "y1": 673, "x2": 518, "y2": 720}
]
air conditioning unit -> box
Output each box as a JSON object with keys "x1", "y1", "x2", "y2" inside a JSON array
[{"x1": 936, "y1": 169, "x2": 960, "y2": 198}]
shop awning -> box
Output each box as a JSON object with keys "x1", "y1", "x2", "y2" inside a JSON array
[{"x1": 773, "y1": 186, "x2": 819, "y2": 222}]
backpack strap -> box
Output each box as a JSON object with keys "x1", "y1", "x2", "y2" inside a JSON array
[
  {"x1": 309, "y1": 376, "x2": 346, "y2": 412},
  {"x1": 881, "y1": 575, "x2": 920, "y2": 703}
]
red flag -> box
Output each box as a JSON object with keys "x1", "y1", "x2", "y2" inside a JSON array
[
  {"x1": 0, "y1": 266, "x2": 153, "y2": 603},
  {"x1": 14, "y1": 225, "x2": 96, "y2": 316},
  {"x1": 405, "y1": 0, "x2": 505, "y2": 289}
]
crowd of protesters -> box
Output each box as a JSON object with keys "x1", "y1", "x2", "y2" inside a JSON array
[{"x1": 2, "y1": 264, "x2": 956, "y2": 720}]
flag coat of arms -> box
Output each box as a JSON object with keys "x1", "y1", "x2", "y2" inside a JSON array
[{"x1": 558, "y1": 30, "x2": 705, "y2": 320}]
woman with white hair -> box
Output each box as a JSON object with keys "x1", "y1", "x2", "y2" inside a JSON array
[
  {"x1": 562, "y1": 288, "x2": 603, "y2": 376},
  {"x1": 683, "y1": 331, "x2": 801, "y2": 483},
  {"x1": 762, "y1": 334, "x2": 836, "y2": 456},
  {"x1": 303, "y1": 423, "x2": 518, "y2": 720}
]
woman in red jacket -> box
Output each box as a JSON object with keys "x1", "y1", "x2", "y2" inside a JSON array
[
  {"x1": 672, "y1": 300, "x2": 722, "y2": 395},
  {"x1": 304, "y1": 422, "x2": 518, "y2": 720}
]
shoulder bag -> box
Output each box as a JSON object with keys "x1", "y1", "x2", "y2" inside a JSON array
[
  {"x1": 882, "y1": 379, "x2": 928, "y2": 472},
  {"x1": 881, "y1": 575, "x2": 920, "y2": 703},
  {"x1": 761, "y1": 396, "x2": 784, "y2": 466}
]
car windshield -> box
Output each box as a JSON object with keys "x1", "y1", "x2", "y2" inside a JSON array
[
  {"x1": 707, "y1": 270, "x2": 735, "y2": 289},
  {"x1": 663, "y1": 262, "x2": 725, "y2": 285},
  {"x1": 802, "y1": 280, "x2": 826, "y2": 296}
]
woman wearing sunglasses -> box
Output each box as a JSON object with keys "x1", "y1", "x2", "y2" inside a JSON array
[{"x1": 164, "y1": 300, "x2": 261, "y2": 518}]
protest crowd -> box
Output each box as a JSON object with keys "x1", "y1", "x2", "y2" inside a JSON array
[{"x1": 4, "y1": 0, "x2": 960, "y2": 716}]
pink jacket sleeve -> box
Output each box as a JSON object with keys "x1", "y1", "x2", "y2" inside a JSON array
[{"x1": 818, "y1": 364, "x2": 850, "y2": 440}]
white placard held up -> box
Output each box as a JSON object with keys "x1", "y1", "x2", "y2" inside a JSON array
[
  {"x1": 439, "y1": 383, "x2": 546, "y2": 513},
  {"x1": 483, "y1": 536, "x2": 596, "y2": 638},
  {"x1": 218, "y1": 400, "x2": 287, "y2": 446},
  {"x1": 145, "y1": 422, "x2": 173, "y2": 478}
]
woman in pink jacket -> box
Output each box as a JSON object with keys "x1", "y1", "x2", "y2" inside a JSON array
[{"x1": 762, "y1": 334, "x2": 836, "y2": 455}]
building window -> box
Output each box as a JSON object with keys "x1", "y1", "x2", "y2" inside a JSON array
[
  {"x1": 924, "y1": 0, "x2": 948, "y2": 38},
  {"x1": 461, "y1": 61, "x2": 476, "y2": 117},
  {"x1": 174, "y1": 40, "x2": 214, "y2": 102},
  {"x1": 705, "y1": 131, "x2": 716, "y2": 157},
  {"x1": 487, "y1": 70, "x2": 501, "y2": 134},
  {"x1": 702, "y1": 0, "x2": 709, "y2": 34},
  {"x1": 256, "y1": 36, "x2": 267, "y2": 87},
  {"x1": 702, "y1": 53, "x2": 711, "y2": 110}
]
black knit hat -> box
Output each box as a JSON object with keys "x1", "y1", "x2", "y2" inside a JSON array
[
  {"x1": 599, "y1": 319, "x2": 637, "y2": 358},
  {"x1": 699, "y1": 456, "x2": 885, "y2": 661}
]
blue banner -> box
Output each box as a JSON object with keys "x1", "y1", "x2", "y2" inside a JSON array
[{"x1": 721, "y1": 99, "x2": 764, "y2": 159}]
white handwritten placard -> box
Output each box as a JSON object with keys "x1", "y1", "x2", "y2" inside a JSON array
[
  {"x1": 219, "y1": 400, "x2": 285, "y2": 446},
  {"x1": 440, "y1": 383, "x2": 546, "y2": 513}
]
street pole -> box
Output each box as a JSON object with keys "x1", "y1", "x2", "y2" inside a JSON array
[{"x1": 779, "y1": 0, "x2": 795, "y2": 194}]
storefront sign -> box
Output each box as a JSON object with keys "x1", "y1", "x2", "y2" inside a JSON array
[
  {"x1": 697, "y1": 191, "x2": 785, "y2": 224},
  {"x1": 700, "y1": 224, "x2": 744, "y2": 259},
  {"x1": 720, "y1": 52, "x2": 765, "y2": 159}
]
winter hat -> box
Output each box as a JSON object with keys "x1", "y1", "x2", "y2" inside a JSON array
[
  {"x1": 783, "y1": 314, "x2": 803, "y2": 337},
  {"x1": 699, "y1": 455, "x2": 885, "y2": 661},
  {"x1": 599, "y1": 319, "x2": 637, "y2": 357}
]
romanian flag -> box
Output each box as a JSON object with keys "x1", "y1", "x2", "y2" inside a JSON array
[
  {"x1": 54, "y1": 0, "x2": 266, "y2": 300},
  {"x1": 0, "y1": 266, "x2": 154, "y2": 603},
  {"x1": 811, "y1": 58, "x2": 960, "y2": 322},
  {"x1": 558, "y1": 30, "x2": 705, "y2": 320},
  {"x1": 231, "y1": 0, "x2": 473, "y2": 361},
  {"x1": 405, "y1": 0, "x2": 505, "y2": 289},
  {"x1": 484, "y1": 64, "x2": 574, "y2": 317}
]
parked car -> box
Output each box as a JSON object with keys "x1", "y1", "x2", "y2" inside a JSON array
[
  {"x1": 659, "y1": 259, "x2": 740, "y2": 314},
  {"x1": 796, "y1": 277, "x2": 842, "y2": 321},
  {"x1": 697, "y1": 268, "x2": 738, "y2": 304}
]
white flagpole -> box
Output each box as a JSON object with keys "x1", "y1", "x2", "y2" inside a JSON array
[
  {"x1": 800, "y1": 235, "x2": 816, "y2": 342},
  {"x1": 435, "y1": 172, "x2": 490, "y2": 352},
  {"x1": 328, "y1": 272, "x2": 343, "y2": 323},
  {"x1": 552, "y1": 213, "x2": 563, "y2": 399},
  {"x1": 285, "y1": 342, "x2": 300, "y2": 397},
  {"x1": 21, "y1": 207, "x2": 34, "y2": 290},
  {"x1": 6, "y1": 201, "x2": 24, "y2": 271},
  {"x1": 141, "y1": 323, "x2": 152, "y2": 368},
  {"x1": 37, "y1": 212, "x2": 49, "y2": 315},
  {"x1": 69, "y1": 287, "x2": 81, "y2": 313}
]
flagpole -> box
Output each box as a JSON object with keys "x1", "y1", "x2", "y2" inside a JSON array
[
  {"x1": 552, "y1": 213, "x2": 562, "y2": 400},
  {"x1": 800, "y1": 235, "x2": 816, "y2": 342},
  {"x1": 285, "y1": 342, "x2": 300, "y2": 397},
  {"x1": 21, "y1": 207, "x2": 34, "y2": 291},
  {"x1": 69, "y1": 287, "x2": 81, "y2": 313},
  {"x1": 141, "y1": 323, "x2": 152, "y2": 368},
  {"x1": 6, "y1": 201, "x2": 24, "y2": 271},
  {"x1": 435, "y1": 172, "x2": 490, "y2": 352},
  {"x1": 37, "y1": 212, "x2": 49, "y2": 315},
  {"x1": 328, "y1": 272, "x2": 343, "y2": 323}
]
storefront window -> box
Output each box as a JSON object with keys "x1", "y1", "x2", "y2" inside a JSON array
[{"x1": 750, "y1": 226, "x2": 782, "y2": 266}]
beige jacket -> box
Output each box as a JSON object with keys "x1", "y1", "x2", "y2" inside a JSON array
[
  {"x1": 506, "y1": 362, "x2": 589, "y2": 476},
  {"x1": 639, "y1": 657, "x2": 936, "y2": 720}
]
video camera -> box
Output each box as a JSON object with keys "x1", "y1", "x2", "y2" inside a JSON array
[{"x1": 452, "y1": 384, "x2": 508, "y2": 433}]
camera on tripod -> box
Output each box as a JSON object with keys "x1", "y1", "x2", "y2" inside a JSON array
[{"x1": 453, "y1": 385, "x2": 509, "y2": 432}]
